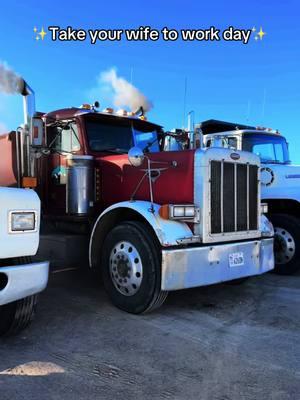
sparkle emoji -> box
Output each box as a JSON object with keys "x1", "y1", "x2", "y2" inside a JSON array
[
  {"x1": 34, "y1": 26, "x2": 47, "y2": 41},
  {"x1": 255, "y1": 27, "x2": 266, "y2": 41}
]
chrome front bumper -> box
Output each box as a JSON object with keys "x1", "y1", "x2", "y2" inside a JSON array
[
  {"x1": 161, "y1": 238, "x2": 274, "y2": 291},
  {"x1": 0, "y1": 261, "x2": 49, "y2": 306}
]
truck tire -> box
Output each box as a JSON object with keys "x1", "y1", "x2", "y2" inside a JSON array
[
  {"x1": 101, "y1": 221, "x2": 168, "y2": 314},
  {"x1": 270, "y1": 214, "x2": 300, "y2": 275},
  {"x1": 0, "y1": 257, "x2": 38, "y2": 336}
]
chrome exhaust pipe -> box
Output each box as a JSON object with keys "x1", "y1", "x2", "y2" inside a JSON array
[
  {"x1": 19, "y1": 79, "x2": 36, "y2": 178},
  {"x1": 20, "y1": 79, "x2": 36, "y2": 130}
]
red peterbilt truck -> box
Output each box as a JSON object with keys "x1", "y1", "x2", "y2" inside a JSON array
[{"x1": 0, "y1": 80, "x2": 275, "y2": 313}]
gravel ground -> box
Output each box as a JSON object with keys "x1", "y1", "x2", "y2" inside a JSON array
[{"x1": 0, "y1": 269, "x2": 299, "y2": 400}]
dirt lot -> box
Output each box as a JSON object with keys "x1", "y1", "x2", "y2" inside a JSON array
[{"x1": 0, "y1": 268, "x2": 299, "y2": 400}]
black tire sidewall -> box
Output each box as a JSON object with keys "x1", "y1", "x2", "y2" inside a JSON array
[
  {"x1": 0, "y1": 302, "x2": 17, "y2": 336},
  {"x1": 101, "y1": 222, "x2": 162, "y2": 314},
  {"x1": 0, "y1": 257, "x2": 37, "y2": 336},
  {"x1": 270, "y1": 214, "x2": 300, "y2": 275}
]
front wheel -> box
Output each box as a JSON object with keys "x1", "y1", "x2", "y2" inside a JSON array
[
  {"x1": 0, "y1": 295, "x2": 38, "y2": 336},
  {"x1": 270, "y1": 214, "x2": 300, "y2": 275},
  {"x1": 101, "y1": 221, "x2": 168, "y2": 314}
]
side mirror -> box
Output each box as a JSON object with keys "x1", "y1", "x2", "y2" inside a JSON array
[
  {"x1": 32, "y1": 117, "x2": 45, "y2": 147},
  {"x1": 128, "y1": 146, "x2": 145, "y2": 167}
]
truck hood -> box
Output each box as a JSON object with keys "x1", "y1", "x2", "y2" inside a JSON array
[
  {"x1": 261, "y1": 163, "x2": 300, "y2": 202},
  {"x1": 94, "y1": 150, "x2": 196, "y2": 209}
]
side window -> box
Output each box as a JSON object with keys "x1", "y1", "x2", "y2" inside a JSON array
[
  {"x1": 227, "y1": 137, "x2": 237, "y2": 149},
  {"x1": 274, "y1": 143, "x2": 284, "y2": 162},
  {"x1": 50, "y1": 123, "x2": 80, "y2": 153}
]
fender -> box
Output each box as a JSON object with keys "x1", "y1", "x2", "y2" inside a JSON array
[
  {"x1": 0, "y1": 187, "x2": 41, "y2": 258},
  {"x1": 89, "y1": 200, "x2": 194, "y2": 268}
]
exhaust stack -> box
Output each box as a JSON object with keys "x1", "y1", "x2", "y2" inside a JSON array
[
  {"x1": 18, "y1": 79, "x2": 37, "y2": 183},
  {"x1": 20, "y1": 79, "x2": 36, "y2": 132}
]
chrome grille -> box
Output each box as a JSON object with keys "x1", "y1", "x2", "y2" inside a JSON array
[{"x1": 210, "y1": 160, "x2": 258, "y2": 234}]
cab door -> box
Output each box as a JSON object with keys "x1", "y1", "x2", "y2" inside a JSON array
[{"x1": 45, "y1": 121, "x2": 81, "y2": 215}]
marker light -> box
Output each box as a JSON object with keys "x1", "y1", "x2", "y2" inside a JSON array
[
  {"x1": 116, "y1": 109, "x2": 128, "y2": 116},
  {"x1": 103, "y1": 107, "x2": 114, "y2": 113},
  {"x1": 80, "y1": 104, "x2": 92, "y2": 110},
  {"x1": 261, "y1": 203, "x2": 268, "y2": 214}
]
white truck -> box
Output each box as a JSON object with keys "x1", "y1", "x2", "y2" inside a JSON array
[
  {"x1": 0, "y1": 187, "x2": 49, "y2": 335},
  {"x1": 199, "y1": 119, "x2": 300, "y2": 275}
]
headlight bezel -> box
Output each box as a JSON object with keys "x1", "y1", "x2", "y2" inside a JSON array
[
  {"x1": 8, "y1": 210, "x2": 37, "y2": 233},
  {"x1": 159, "y1": 204, "x2": 200, "y2": 223}
]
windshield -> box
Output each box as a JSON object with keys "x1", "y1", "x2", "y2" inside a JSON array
[
  {"x1": 85, "y1": 119, "x2": 159, "y2": 153},
  {"x1": 86, "y1": 120, "x2": 133, "y2": 152},
  {"x1": 133, "y1": 129, "x2": 159, "y2": 152},
  {"x1": 243, "y1": 133, "x2": 290, "y2": 164}
]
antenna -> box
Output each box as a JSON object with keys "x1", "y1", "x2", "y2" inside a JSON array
[
  {"x1": 182, "y1": 77, "x2": 187, "y2": 129},
  {"x1": 261, "y1": 88, "x2": 267, "y2": 124},
  {"x1": 246, "y1": 100, "x2": 251, "y2": 123}
]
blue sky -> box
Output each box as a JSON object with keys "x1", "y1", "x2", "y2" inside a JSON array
[{"x1": 0, "y1": 0, "x2": 300, "y2": 161}]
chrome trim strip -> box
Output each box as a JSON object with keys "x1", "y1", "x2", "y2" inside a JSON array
[
  {"x1": 247, "y1": 163, "x2": 250, "y2": 231},
  {"x1": 220, "y1": 160, "x2": 224, "y2": 233},
  {"x1": 234, "y1": 163, "x2": 237, "y2": 232}
]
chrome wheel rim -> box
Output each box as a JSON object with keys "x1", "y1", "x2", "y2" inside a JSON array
[
  {"x1": 274, "y1": 226, "x2": 296, "y2": 264},
  {"x1": 109, "y1": 241, "x2": 143, "y2": 296}
]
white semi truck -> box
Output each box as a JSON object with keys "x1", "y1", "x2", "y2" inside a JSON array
[
  {"x1": 0, "y1": 187, "x2": 49, "y2": 335},
  {"x1": 199, "y1": 119, "x2": 300, "y2": 275}
]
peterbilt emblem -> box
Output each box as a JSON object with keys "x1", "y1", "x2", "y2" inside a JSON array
[{"x1": 230, "y1": 153, "x2": 240, "y2": 160}]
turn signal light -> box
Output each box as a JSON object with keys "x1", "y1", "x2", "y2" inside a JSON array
[
  {"x1": 22, "y1": 176, "x2": 37, "y2": 188},
  {"x1": 159, "y1": 204, "x2": 170, "y2": 219}
]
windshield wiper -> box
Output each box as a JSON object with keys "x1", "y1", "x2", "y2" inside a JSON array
[{"x1": 142, "y1": 133, "x2": 162, "y2": 153}]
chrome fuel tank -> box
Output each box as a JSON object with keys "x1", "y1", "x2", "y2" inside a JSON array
[{"x1": 66, "y1": 155, "x2": 94, "y2": 215}]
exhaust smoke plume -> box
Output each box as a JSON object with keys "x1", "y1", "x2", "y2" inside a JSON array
[
  {"x1": 0, "y1": 62, "x2": 23, "y2": 94},
  {"x1": 101, "y1": 68, "x2": 152, "y2": 112}
]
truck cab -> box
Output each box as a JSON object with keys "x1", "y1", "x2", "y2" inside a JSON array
[{"x1": 200, "y1": 119, "x2": 300, "y2": 274}]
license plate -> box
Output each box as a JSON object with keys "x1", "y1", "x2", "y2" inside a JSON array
[{"x1": 229, "y1": 252, "x2": 244, "y2": 267}]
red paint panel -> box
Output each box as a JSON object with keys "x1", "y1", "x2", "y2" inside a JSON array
[
  {"x1": 98, "y1": 150, "x2": 195, "y2": 208},
  {"x1": 0, "y1": 134, "x2": 17, "y2": 187}
]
